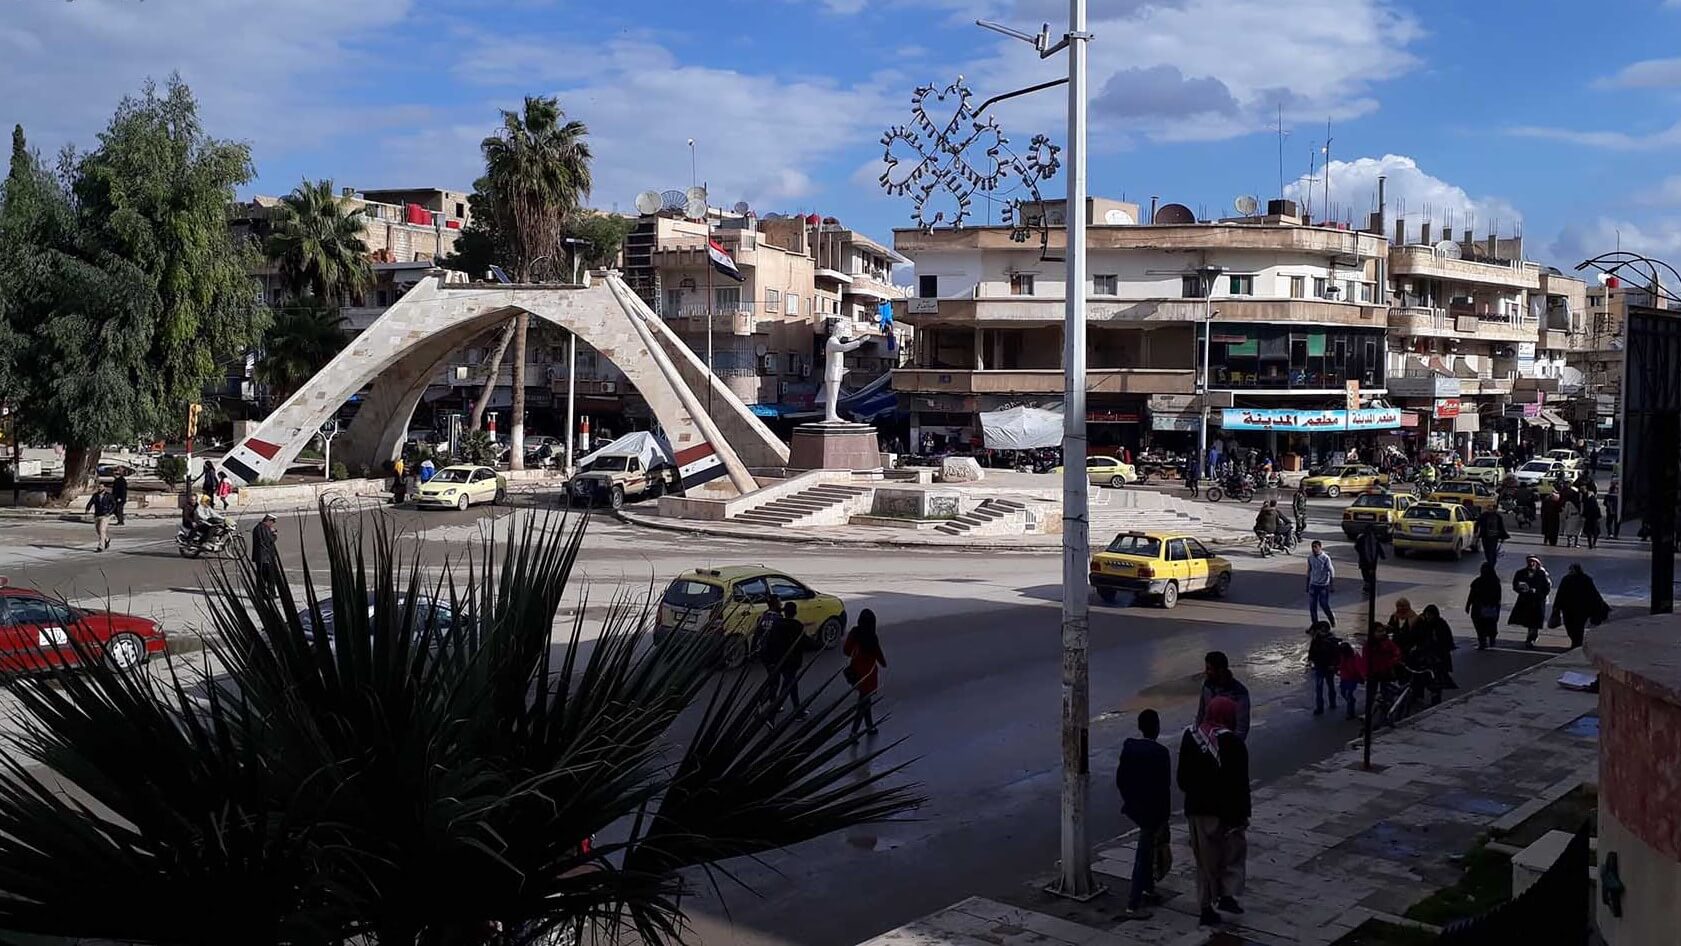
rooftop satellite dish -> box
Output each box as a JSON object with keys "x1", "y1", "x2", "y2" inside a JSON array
[
  {"x1": 1154, "y1": 202, "x2": 1196, "y2": 225},
  {"x1": 686, "y1": 185, "x2": 708, "y2": 203},
  {"x1": 1103, "y1": 208, "x2": 1136, "y2": 225},
  {"x1": 732, "y1": 200, "x2": 751, "y2": 214},
  {"x1": 762, "y1": 212, "x2": 784, "y2": 220},
  {"x1": 634, "y1": 191, "x2": 662, "y2": 216},
  {"x1": 1434, "y1": 239, "x2": 1463, "y2": 260},
  {"x1": 660, "y1": 190, "x2": 687, "y2": 212},
  {"x1": 683, "y1": 197, "x2": 707, "y2": 220},
  {"x1": 1235, "y1": 195, "x2": 1260, "y2": 216}
]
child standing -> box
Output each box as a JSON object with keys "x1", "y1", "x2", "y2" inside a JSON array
[
  {"x1": 1306, "y1": 622, "x2": 1340, "y2": 717},
  {"x1": 1336, "y1": 641, "x2": 1364, "y2": 721}
]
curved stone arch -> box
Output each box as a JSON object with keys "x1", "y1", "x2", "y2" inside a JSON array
[{"x1": 221, "y1": 273, "x2": 783, "y2": 493}]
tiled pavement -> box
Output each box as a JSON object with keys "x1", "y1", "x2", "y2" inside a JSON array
[{"x1": 860, "y1": 649, "x2": 1600, "y2": 946}]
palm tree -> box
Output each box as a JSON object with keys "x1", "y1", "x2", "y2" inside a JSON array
[
  {"x1": 265, "y1": 179, "x2": 373, "y2": 303},
  {"x1": 480, "y1": 97, "x2": 594, "y2": 468},
  {"x1": 0, "y1": 510, "x2": 918, "y2": 945},
  {"x1": 255, "y1": 303, "x2": 348, "y2": 402}
]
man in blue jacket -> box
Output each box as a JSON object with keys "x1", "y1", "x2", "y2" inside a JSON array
[{"x1": 1115, "y1": 708, "x2": 1172, "y2": 918}]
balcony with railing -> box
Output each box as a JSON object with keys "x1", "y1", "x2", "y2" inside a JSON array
[
  {"x1": 1389, "y1": 306, "x2": 1539, "y2": 343},
  {"x1": 661, "y1": 302, "x2": 771, "y2": 336}
]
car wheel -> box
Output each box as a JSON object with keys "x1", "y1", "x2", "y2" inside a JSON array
[
  {"x1": 720, "y1": 635, "x2": 748, "y2": 669},
  {"x1": 818, "y1": 617, "x2": 844, "y2": 649},
  {"x1": 1159, "y1": 581, "x2": 1180, "y2": 609},
  {"x1": 1326, "y1": 485, "x2": 1341, "y2": 498},
  {"x1": 1211, "y1": 571, "x2": 1232, "y2": 598},
  {"x1": 105, "y1": 633, "x2": 145, "y2": 671},
  {"x1": 610, "y1": 485, "x2": 626, "y2": 510},
  {"x1": 456, "y1": 494, "x2": 470, "y2": 511},
  {"x1": 649, "y1": 479, "x2": 665, "y2": 499},
  {"x1": 1097, "y1": 588, "x2": 1119, "y2": 605},
  {"x1": 1109, "y1": 475, "x2": 1125, "y2": 489}
]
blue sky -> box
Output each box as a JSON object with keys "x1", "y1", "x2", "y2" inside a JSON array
[{"x1": 7, "y1": 0, "x2": 1681, "y2": 268}]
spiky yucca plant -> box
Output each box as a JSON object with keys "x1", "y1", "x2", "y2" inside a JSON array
[{"x1": 0, "y1": 507, "x2": 919, "y2": 946}]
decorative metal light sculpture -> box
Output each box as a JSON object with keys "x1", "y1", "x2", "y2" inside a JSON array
[{"x1": 879, "y1": 77, "x2": 1061, "y2": 244}]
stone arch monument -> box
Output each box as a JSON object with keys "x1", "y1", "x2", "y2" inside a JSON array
[{"x1": 220, "y1": 271, "x2": 789, "y2": 494}]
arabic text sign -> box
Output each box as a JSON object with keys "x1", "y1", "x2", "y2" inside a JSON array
[{"x1": 1220, "y1": 408, "x2": 1401, "y2": 432}]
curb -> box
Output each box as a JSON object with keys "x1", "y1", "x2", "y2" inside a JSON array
[{"x1": 1340, "y1": 647, "x2": 1576, "y2": 751}]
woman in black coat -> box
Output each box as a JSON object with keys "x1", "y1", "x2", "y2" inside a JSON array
[
  {"x1": 1509, "y1": 556, "x2": 1551, "y2": 648},
  {"x1": 1551, "y1": 564, "x2": 1609, "y2": 649},
  {"x1": 1465, "y1": 563, "x2": 1503, "y2": 649}
]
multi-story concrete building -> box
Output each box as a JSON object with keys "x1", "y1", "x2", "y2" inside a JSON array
[
  {"x1": 892, "y1": 197, "x2": 1391, "y2": 460},
  {"x1": 1385, "y1": 224, "x2": 1587, "y2": 454},
  {"x1": 1572, "y1": 279, "x2": 1671, "y2": 441},
  {"x1": 623, "y1": 210, "x2": 907, "y2": 422}
]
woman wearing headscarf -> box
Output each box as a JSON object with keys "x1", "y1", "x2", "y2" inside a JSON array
[
  {"x1": 1550, "y1": 564, "x2": 1610, "y2": 650},
  {"x1": 1562, "y1": 495, "x2": 1584, "y2": 548},
  {"x1": 1386, "y1": 597, "x2": 1420, "y2": 654},
  {"x1": 1412, "y1": 604, "x2": 1458, "y2": 704},
  {"x1": 1177, "y1": 695, "x2": 1250, "y2": 927},
  {"x1": 842, "y1": 609, "x2": 887, "y2": 737},
  {"x1": 1582, "y1": 492, "x2": 1603, "y2": 550},
  {"x1": 1465, "y1": 562, "x2": 1504, "y2": 649},
  {"x1": 1509, "y1": 555, "x2": 1552, "y2": 648},
  {"x1": 1540, "y1": 492, "x2": 1561, "y2": 546}
]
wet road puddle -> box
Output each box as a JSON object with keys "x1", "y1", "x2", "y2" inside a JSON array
[{"x1": 1562, "y1": 712, "x2": 1600, "y2": 739}]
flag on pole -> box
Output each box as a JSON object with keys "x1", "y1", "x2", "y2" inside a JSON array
[{"x1": 707, "y1": 239, "x2": 744, "y2": 282}]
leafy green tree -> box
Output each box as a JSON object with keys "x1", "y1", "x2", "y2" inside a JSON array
[
  {"x1": 0, "y1": 125, "x2": 56, "y2": 420},
  {"x1": 441, "y1": 186, "x2": 510, "y2": 280},
  {"x1": 264, "y1": 178, "x2": 372, "y2": 303},
  {"x1": 0, "y1": 510, "x2": 918, "y2": 945},
  {"x1": 481, "y1": 96, "x2": 595, "y2": 470},
  {"x1": 256, "y1": 303, "x2": 348, "y2": 402},
  {"x1": 1, "y1": 77, "x2": 267, "y2": 497}
]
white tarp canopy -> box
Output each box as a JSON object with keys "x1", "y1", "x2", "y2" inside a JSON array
[
  {"x1": 979, "y1": 406, "x2": 1064, "y2": 450},
  {"x1": 577, "y1": 431, "x2": 674, "y2": 471}
]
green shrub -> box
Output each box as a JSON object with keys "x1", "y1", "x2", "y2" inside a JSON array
[
  {"x1": 155, "y1": 455, "x2": 188, "y2": 485},
  {"x1": 329, "y1": 461, "x2": 349, "y2": 481}
]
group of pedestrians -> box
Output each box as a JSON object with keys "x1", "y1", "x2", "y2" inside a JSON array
[
  {"x1": 1540, "y1": 478, "x2": 1612, "y2": 549},
  {"x1": 1115, "y1": 652, "x2": 1252, "y2": 927},
  {"x1": 753, "y1": 598, "x2": 889, "y2": 739}
]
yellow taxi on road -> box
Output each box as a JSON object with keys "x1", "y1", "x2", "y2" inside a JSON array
[
  {"x1": 1425, "y1": 480, "x2": 1499, "y2": 516},
  {"x1": 1054, "y1": 455, "x2": 1139, "y2": 488},
  {"x1": 1341, "y1": 491, "x2": 1416, "y2": 541},
  {"x1": 413, "y1": 464, "x2": 506, "y2": 510},
  {"x1": 1089, "y1": 531, "x2": 1232, "y2": 609},
  {"x1": 654, "y1": 566, "x2": 847, "y2": 668},
  {"x1": 1392, "y1": 501, "x2": 1479, "y2": 559},
  {"x1": 1300, "y1": 465, "x2": 1390, "y2": 498}
]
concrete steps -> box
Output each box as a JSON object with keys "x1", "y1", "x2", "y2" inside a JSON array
[
  {"x1": 935, "y1": 499, "x2": 1028, "y2": 536},
  {"x1": 730, "y1": 484, "x2": 874, "y2": 528}
]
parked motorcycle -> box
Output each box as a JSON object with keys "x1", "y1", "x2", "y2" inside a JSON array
[{"x1": 177, "y1": 517, "x2": 244, "y2": 560}]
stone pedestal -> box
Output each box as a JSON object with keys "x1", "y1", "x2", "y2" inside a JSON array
[{"x1": 789, "y1": 422, "x2": 882, "y2": 472}]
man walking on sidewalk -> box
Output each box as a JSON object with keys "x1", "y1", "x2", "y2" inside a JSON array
[
  {"x1": 111, "y1": 468, "x2": 129, "y2": 526},
  {"x1": 1605, "y1": 482, "x2": 1621, "y2": 538},
  {"x1": 1306, "y1": 540, "x2": 1336, "y2": 627},
  {"x1": 1195, "y1": 651, "x2": 1251, "y2": 741},
  {"x1": 1115, "y1": 709, "x2": 1171, "y2": 919},
  {"x1": 1476, "y1": 506, "x2": 1508, "y2": 568},
  {"x1": 1179, "y1": 695, "x2": 1251, "y2": 927},
  {"x1": 85, "y1": 484, "x2": 116, "y2": 551},
  {"x1": 252, "y1": 514, "x2": 282, "y2": 598}
]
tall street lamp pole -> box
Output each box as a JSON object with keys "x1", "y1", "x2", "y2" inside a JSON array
[{"x1": 1197, "y1": 265, "x2": 1224, "y2": 477}]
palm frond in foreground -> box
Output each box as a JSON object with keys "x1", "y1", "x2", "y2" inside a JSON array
[{"x1": 0, "y1": 506, "x2": 922, "y2": 945}]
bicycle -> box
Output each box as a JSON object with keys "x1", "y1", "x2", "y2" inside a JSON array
[{"x1": 1376, "y1": 665, "x2": 1434, "y2": 728}]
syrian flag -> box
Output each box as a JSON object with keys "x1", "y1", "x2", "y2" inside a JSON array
[{"x1": 708, "y1": 238, "x2": 744, "y2": 282}]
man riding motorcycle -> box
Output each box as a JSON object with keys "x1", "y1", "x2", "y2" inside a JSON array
[
  {"x1": 190, "y1": 495, "x2": 228, "y2": 547},
  {"x1": 1254, "y1": 500, "x2": 1291, "y2": 552}
]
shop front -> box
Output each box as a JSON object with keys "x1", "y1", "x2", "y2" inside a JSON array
[
  {"x1": 1213, "y1": 406, "x2": 1403, "y2": 470},
  {"x1": 1087, "y1": 396, "x2": 1148, "y2": 452}
]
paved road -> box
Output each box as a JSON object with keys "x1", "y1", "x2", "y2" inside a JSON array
[{"x1": 0, "y1": 492, "x2": 1657, "y2": 946}]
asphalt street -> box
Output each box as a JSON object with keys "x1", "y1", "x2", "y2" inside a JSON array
[{"x1": 0, "y1": 490, "x2": 1657, "y2": 946}]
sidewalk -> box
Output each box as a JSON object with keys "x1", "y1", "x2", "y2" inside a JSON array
[{"x1": 861, "y1": 647, "x2": 1600, "y2": 946}]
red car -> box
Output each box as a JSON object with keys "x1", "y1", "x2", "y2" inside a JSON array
[{"x1": 0, "y1": 588, "x2": 167, "y2": 673}]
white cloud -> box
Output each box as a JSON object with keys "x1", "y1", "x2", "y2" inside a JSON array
[
  {"x1": 1548, "y1": 218, "x2": 1681, "y2": 269},
  {"x1": 1593, "y1": 56, "x2": 1681, "y2": 89},
  {"x1": 963, "y1": 0, "x2": 1422, "y2": 144},
  {"x1": 1507, "y1": 121, "x2": 1681, "y2": 150},
  {"x1": 1649, "y1": 176, "x2": 1681, "y2": 205},
  {"x1": 446, "y1": 37, "x2": 894, "y2": 213},
  {"x1": 0, "y1": 0, "x2": 419, "y2": 172},
  {"x1": 1283, "y1": 154, "x2": 1519, "y2": 235}
]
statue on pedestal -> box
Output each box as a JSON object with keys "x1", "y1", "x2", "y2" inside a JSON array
[{"x1": 822, "y1": 321, "x2": 870, "y2": 424}]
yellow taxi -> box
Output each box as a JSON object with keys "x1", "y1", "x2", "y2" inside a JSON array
[
  {"x1": 1392, "y1": 501, "x2": 1480, "y2": 558},
  {"x1": 1054, "y1": 455, "x2": 1139, "y2": 489},
  {"x1": 1340, "y1": 491, "x2": 1416, "y2": 541},
  {"x1": 1425, "y1": 480, "x2": 1498, "y2": 516},
  {"x1": 1089, "y1": 531, "x2": 1232, "y2": 609},
  {"x1": 1300, "y1": 465, "x2": 1390, "y2": 498},
  {"x1": 413, "y1": 464, "x2": 506, "y2": 510},
  {"x1": 654, "y1": 566, "x2": 847, "y2": 668}
]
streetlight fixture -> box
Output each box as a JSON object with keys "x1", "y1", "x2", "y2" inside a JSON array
[{"x1": 1196, "y1": 264, "x2": 1225, "y2": 477}]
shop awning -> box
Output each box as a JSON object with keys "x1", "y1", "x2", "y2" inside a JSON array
[{"x1": 1539, "y1": 409, "x2": 1571, "y2": 431}]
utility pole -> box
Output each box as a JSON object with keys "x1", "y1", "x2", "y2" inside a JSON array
[
  {"x1": 1196, "y1": 265, "x2": 1223, "y2": 480},
  {"x1": 565, "y1": 332, "x2": 577, "y2": 477}
]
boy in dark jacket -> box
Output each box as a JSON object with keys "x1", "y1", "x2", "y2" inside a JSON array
[
  {"x1": 1178, "y1": 696, "x2": 1251, "y2": 926},
  {"x1": 1306, "y1": 622, "x2": 1340, "y2": 716},
  {"x1": 1115, "y1": 709, "x2": 1171, "y2": 917}
]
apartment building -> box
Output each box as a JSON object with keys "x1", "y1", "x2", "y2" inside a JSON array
[
  {"x1": 1573, "y1": 279, "x2": 1668, "y2": 440},
  {"x1": 893, "y1": 197, "x2": 1392, "y2": 459},
  {"x1": 1385, "y1": 224, "x2": 1587, "y2": 454},
  {"x1": 623, "y1": 210, "x2": 907, "y2": 421}
]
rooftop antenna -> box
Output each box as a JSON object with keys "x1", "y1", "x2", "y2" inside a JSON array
[
  {"x1": 1320, "y1": 119, "x2": 1333, "y2": 229},
  {"x1": 1304, "y1": 147, "x2": 1317, "y2": 221},
  {"x1": 1275, "y1": 104, "x2": 1289, "y2": 201}
]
